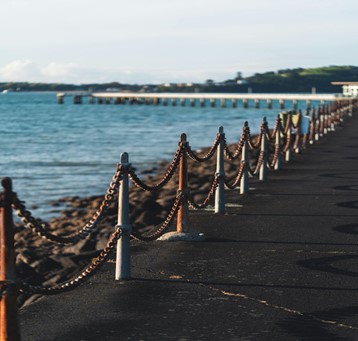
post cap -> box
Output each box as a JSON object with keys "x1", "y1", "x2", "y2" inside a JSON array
[
  {"x1": 1, "y1": 177, "x2": 12, "y2": 192},
  {"x1": 180, "y1": 133, "x2": 187, "y2": 142},
  {"x1": 120, "y1": 152, "x2": 129, "y2": 163}
]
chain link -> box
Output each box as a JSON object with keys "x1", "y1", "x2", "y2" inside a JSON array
[
  {"x1": 18, "y1": 227, "x2": 122, "y2": 295},
  {"x1": 186, "y1": 134, "x2": 221, "y2": 162},
  {"x1": 188, "y1": 174, "x2": 220, "y2": 209},
  {"x1": 224, "y1": 161, "x2": 246, "y2": 189},
  {"x1": 129, "y1": 144, "x2": 183, "y2": 192},
  {"x1": 130, "y1": 192, "x2": 183, "y2": 241},
  {"x1": 12, "y1": 164, "x2": 122, "y2": 244},
  {"x1": 224, "y1": 132, "x2": 245, "y2": 161}
]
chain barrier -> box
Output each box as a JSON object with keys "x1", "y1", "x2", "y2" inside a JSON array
[
  {"x1": 224, "y1": 161, "x2": 246, "y2": 189},
  {"x1": 12, "y1": 164, "x2": 122, "y2": 244},
  {"x1": 248, "y1": 150, "x2": 265, "y2": 177},
  {"x1": 268, "y1": 142, "x2": 281, "y2": 169},
  {"x1": 188, "y1": 174, "x2": 220, "y2": 209},
  {"x1": 128, "y1": 144, "x2": 183, "y2": 192},
  {"x1": 18, "y1": 227, "x2": 122, "y2": 295},
  {"x1": 224, "y1": 132, "x2": 245, "y2": 160},
  {"x1": 247, "y1": 126, "x2": 263, "y2": 150},
  {"x1": 186, "y1": 134, "x2": 221, "y2": 162},
  {"x1": 130, "y1": 192, "x2": 184, "y2": 241}
]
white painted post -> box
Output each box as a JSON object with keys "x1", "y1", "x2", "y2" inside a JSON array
[
  {"x1": 115, "y1": 152, "x2": 132, "y2": 281},
  {"x1": 240, "y1": 122, "x2": 249, "y2": 194},
  {"x1": 274, "y1": 115, "x2": 282, "y2": 170},
  {"x1": 259, "y1": 117, "x2": 268, "y2": 181},
  {"x1": 215, "y1": 127, "x2": 225, "y2": 214}
]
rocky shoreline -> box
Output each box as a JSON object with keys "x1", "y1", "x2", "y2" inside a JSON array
[{"x1": 14, "y1": 142, "x2": 262, "y2": 306}]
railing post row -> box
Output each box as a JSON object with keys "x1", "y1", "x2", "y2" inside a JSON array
[
  {"x1": 0, "y1": 177, "x2": 21, "y2": 341},
  {"x1": 215, "y1": 127, "x2": 225, "y2": 213},
  {"x1": 115, "y1": 153, "x2": 132, "y2": 281},
  {"x1": 177, "y1": 134, "x2": 189, "y2": 233},
  {"x1": 240, "y1": 122, "x2": 249, "y2": 194}
]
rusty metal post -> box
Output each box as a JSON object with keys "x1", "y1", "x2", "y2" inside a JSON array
[
  {"x1": 274, "y1": 115, "x2": 282, "y2": 170},
  {"x1": 115, "y1": 153, "x2": 132, "y2": 281},
  {"x1": 215, "y1": 127, "x2": 225, "y2": 213},
  {"x1": 0, "y1": 178, "x2": 21, "y2": 341},
  {"x1": 259, "y1": 117, "x2": 268, "y2": 181},
  {"x1": 240, "y1": 122, "x2": 249, "y2": 194},
  {"x1": 177, "y1": 134, "x2": 189, "y2": 233}
]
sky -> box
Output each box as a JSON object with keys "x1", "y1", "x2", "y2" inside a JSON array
[{"x1": 0, "y1": 0, "x2": 357, "y2": 84}]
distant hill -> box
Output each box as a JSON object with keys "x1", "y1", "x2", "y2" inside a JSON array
[{"x1": 0, "y1": 65, "x2": 357, "y2": 93}]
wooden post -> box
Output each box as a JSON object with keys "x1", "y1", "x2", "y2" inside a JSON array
[
  {"x1": 240, "y1": 122, "x2": 249, "y2": 194},
  {"x1": 232, "y1": 99, "x2": 237, "y2": 108},
  {"x1": 177, "y1": 134, "x2": 189, "y2": 233},
  {"x1": 215, "y1": 127, "x2": 225, "y2": 213},
  {"x1": 200, "y1": 98, "x2": 205, "y2": 107},
  {"x1": 279, "y1": 99, "x2": 285, "y2": 109},
  {"x1": 254, "y1": 99, "x2": 260, "y2": 109},
  {"x1": 190, "y1": 98, "x2": 195, "y2": 107},
  {"x1": 267, "y1": 99, "x2": 272, "y2": 109},
  {"x1": 180, "y1": 98, "x2": 186, "y2": 106},
  {"x1": 210, "y1": 99, "x2": 216, "y2": 107},
  {"x1": 172, "y1": 98, "x2": 177, "y2": 106},
  {"x1": 57, "y1": 94, "x2": 64, "y2": 104},
  {"x1": 115, "y1": 153, "x2": 132, "y2": 281},
  {"x1": 259, "y1": 118, "x2": 268, "y2": 181},
  {"x1": 220, "y1": 99, "x2": 226, "y2": 108},
  {"x1": 292, "y1": 99, "x2": 298, "y2": 110},
  {"x1": 243, "y1": 99, "x2": 248, "y2": 108},
  {"x1": 0, "y1": 178, "x2": 21, "y2": 341}
]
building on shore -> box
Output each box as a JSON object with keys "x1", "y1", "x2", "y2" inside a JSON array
[{"x1": 331, "y1": 82, "x2": 358, "y2": 97}]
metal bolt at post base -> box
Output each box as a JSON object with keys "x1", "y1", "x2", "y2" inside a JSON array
[
  {"x1": 259, "y1": 118, "x2": 268, "y2": 181},
  {"x1": 115, "y1": 153, "x2": 132, "y2": 281},
  {"x1": 240, "y1": 122, "x2": 249, "y2": 194},
  {"x1": 0, "y1": 178, "x2": 21, "y2": 341},
  {"x1": 215, "y1": 127, "x2": 225, "y2": 213},
  {"x1": 177, "y1": 134, "x2": 190, "y2": 233}
]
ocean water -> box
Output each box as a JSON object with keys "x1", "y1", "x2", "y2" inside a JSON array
[{"x1": 0, "y1": 92, "x2": 318, "y2": 219}]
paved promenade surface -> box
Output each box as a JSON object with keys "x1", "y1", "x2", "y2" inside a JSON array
[{"x1": 20, "y1": 114, "x2": 358, "y2": 340}]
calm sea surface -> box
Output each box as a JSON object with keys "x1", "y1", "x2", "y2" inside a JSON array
[{"x1": 0, "y1": 92, "x2": 317, "y2": 219}]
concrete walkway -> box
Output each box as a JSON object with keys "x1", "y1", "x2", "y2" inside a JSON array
[{"x1": 20, "y1": 114, "x2": 358, "y2": 340}]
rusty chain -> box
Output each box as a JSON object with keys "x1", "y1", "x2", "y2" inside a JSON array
[
  {"x1": 247, "y1": 125, "x2": 263, "y2": 150},
  {"x1": 12, "y1": 164, "x2": 123, "y2": 244},
  {"x1": 248, "y1": 150, "x2": 265, "y2": 177},
  {"x1": 130, "y1": 192, "x2": 183, "y2": 241},
  {"x1": 268, "y1": 143, "x2": 281, "y2": 169},
  {"x1": 224, "y1": 161, "x2": 246, "y2": 189},
  {"x1": 18, "y1": 227, "x2": 122, "y2": 295},
  {"x1": 129, "y1": 144, "x2": 183, "y2": 192},
  {"x1": 224, "y1": 131, "x2": 245, "y2": 161},
  {"x1": 186, "y1": 134, "x2": 221, "y2": 162},
  {"x1": 188, "y1": 174, "x2": 220, "y2": 209}
]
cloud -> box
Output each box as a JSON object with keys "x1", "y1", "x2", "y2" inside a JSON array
[
  {"x1": 0, "y1": 60, "x2": 40, "y2": 81},
  {"x1": 41, "y1": 62, "x2": 77, "y2": 79}
]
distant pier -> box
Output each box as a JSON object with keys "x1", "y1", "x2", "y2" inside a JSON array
[{"x1": 57, "y1": 91, "x2": 344, "y2": 109}]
